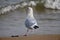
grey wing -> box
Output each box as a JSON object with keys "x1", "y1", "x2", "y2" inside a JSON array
[{"x1": 25, "y1": 18, "x2": 37, "y2": 28}]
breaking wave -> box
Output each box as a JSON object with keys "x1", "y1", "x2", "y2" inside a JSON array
[
  {"x1": 0, "y1": 1, "x2": 40, "y2": 14},
  {"x1": 1, "y1": 0, "x2": 60, "y2": 15}
]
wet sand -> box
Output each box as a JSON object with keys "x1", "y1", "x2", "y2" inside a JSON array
[{"x1": 0, "y1": 34, "x2": 60, "y2": 40}]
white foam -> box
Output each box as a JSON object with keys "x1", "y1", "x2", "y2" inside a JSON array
[
  {"x1": 1, "y1": 4, "x2": 21, "y2": 14},
  {"x1": 20, "y1": 2, "x2": 28, "y2": 8},
  {"x1": 1, "y1": 6, "x2": 12, "y2": 14},
  {"x1": 28, "y1": 1, "x2": 36, "y2": 6},
  {"x1": 11, "y1": 4, "x2": 21, "y2": 10},
  {"x1": 44, "y1": 0, "x2": 60, "y2": 9}
]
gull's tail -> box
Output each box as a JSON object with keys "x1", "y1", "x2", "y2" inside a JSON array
[{"x1": 33, "y1": 25, "x2": 39, "y2": 29}]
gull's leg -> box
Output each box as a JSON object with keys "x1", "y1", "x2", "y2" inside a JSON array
[
  {"x1": 30, "y1": 29, "x2": 34, "y2": 35},
  {"x1": 24, "y1": 29, "x2": 29, "y2": 36},
  {"x1": 24, "y1": 29, "x2": 34, "y2": 36},
  {"x1": 30, "y1": 29, "x2": 34, "y2": 33}
]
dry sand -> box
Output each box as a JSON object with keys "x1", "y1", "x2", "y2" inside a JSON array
[{"x1": 0, "y1": 34, "x2": 60, "y2": 40}]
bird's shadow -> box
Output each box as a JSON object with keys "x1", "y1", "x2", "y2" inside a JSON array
[{"x1": 11, "y1": 35, "x2": 19, "y2": 37}]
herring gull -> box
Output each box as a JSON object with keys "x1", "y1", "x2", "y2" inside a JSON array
[{"x1": 24, "y1": 7, "x2": 39, "y2": 36}]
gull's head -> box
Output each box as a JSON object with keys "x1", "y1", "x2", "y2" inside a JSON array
[
  {"x1": 27, "y1": 7, "x2": 32, "y2": 10},
  {"x1": 27, "y1": 7, "x2": 33, "y2": 13}
]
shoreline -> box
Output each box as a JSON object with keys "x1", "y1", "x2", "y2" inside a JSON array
[{"x1": 0, "y1": 34, "x2": 60, "y2": 40}]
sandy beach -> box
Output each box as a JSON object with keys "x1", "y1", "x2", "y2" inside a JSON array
[{"x1": 0, "y1": 34, "x2": 60, "y2": 40}]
